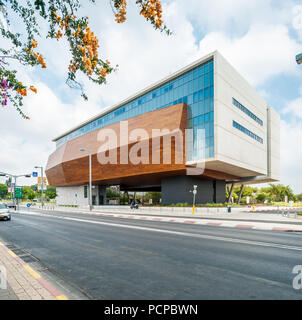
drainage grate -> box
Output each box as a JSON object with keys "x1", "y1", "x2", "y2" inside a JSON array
[
  {"x1": 5, "y1": 243, "x2": 40, "y2": 263},
  {"x1": 21, "y1": 254, "x2": 39, "y2": 263},
  {"x1": 10, "y1": 248, "x2": 27, "y2": 256},
  {"x1": 6, "y1": 244, "x2": 18, "y2": 249}
]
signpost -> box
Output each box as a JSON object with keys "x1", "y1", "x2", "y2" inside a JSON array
[{"x1": 192, "y1": 185, "x2": 197, "y2": 214}]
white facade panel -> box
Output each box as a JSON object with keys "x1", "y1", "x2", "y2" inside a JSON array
[
  {"x1": 267, "y1": 106, "x2": 280, "y2": 180},
  {"x1": 214, "y1": 51, "x2": 268, "y2": 177},
  {"x1": 56, "y1": 186, "x2": 88, "y2": 206}
]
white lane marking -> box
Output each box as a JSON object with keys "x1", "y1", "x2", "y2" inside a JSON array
[{"x1": 17, "y1": 211, "x2": 302, "y2": 252}]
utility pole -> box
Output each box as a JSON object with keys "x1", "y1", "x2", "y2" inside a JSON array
[{"x1": 35, "y1": 166, "x2": 44, "y2": 208}]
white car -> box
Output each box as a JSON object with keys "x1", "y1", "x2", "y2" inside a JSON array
[{"x1": 0, "y1": 203, "x2": 11, "y2": 221}]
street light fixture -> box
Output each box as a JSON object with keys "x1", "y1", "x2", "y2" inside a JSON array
[
  {"x1": 80, "y1": 148, "x2": 92, "y2": 211},
  {"x1": 34, "y1": 166, "x2": 44, "y2": 208},
  {"x1": 296, "y1": 53, "x2": 302, "y2": 65}
]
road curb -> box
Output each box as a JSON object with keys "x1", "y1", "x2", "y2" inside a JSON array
[{"x1": 0, "y1": 241, "x2": 68, "y2": 300}]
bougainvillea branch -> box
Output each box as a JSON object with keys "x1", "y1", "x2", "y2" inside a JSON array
[{"x1": 0, "y1": 0, "x2": 170, "y2": 119}]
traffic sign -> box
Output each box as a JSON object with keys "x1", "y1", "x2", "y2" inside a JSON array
[
  {"x1": 32, "y1": 172, "x2": 38, "y2": 177},
  {"x1": 26, "y1": 203, "x2": 31, "y2": 208},
  {"x1": 15, "y1": 187, "x2": 22, "y2": 199},
  {"x1": 37, "y1": 177, "x2": 47, "y2": 185}
]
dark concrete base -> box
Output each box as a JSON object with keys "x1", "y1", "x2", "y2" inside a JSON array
[{"x1": 161, "y1": 176, "x2": 226, "y2": 205}]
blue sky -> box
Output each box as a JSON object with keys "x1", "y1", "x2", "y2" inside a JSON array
[{"x1": 1, "y1": 0, "x2": 302, "y2": 193}]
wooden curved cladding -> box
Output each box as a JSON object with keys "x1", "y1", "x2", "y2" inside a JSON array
[
  {"x1": 46, "y1": 103, "x2": 186, "y2": 186},
  {"x1": 46, "y1": 103, "x2": 238, "y2": 187}
]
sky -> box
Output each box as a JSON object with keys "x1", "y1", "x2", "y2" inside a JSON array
[{"x1": 1, "y1": 0, "x2": 302, "y2": 192}]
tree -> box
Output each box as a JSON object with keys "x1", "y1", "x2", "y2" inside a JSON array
[
  {"x1": 266, "y1": 184, "x2": 297, "y2": 202},
  {"x1": 296, "y1": 193, "x2": 302, "y2": 202},
  {"x1": 22, "y1": 186, "x2": 36, "y2": 201},
  {"x1": 45, "y1": 185, "x2": 57, "y2": 200},
  {"x1": 0, "y1": 0, "x2": 170, "y2": 118},
  {"x1": 227, "y1": 185, "x2": 258, "y2": 203},
  {"x1": 144, "y1": 192, "x2": 161, "y2": 204},
  {"x1": 0, "y1": 183, "x2": 8, "y2": 199},
  {"x1": 256, "y1": 193, "x2": 266, "y2": 203},
  {"x1": 106, "y1": 187, "x2": 119, "y2": 200}
]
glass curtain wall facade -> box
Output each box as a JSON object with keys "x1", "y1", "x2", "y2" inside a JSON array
[{"x1": 56, "y1": 59, "x2": 214, "y2": 160}]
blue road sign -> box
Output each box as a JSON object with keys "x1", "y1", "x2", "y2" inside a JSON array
[
  {"x1": 32, "y1": 172, "x2": 38, "y2": 177},
  {"x1": 26, "y1": 203, "x2": 31, "y2": 208}
]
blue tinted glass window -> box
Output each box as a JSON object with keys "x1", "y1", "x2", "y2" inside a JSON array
[
  {"x1": 204, "y1": 112, "x2": 210, "y2": 123},
  {"x1": 204, "y1": 62, "x2": 210, "y2": 73},
  {"x1": 204, "y1": 87, "x2": 210, "y2": 98},
  {"x1": 232, "y1": 98, "x2": 263, "y2": 126},
  {"x1": 193, "y1": 68, "x2": 199, "y2": 79},
  {"x1": 199, "y1": 114, "x2": 205, "y2": 124},
  {"x1": 204, "y1": 73, "x2": 210, "y2": 87},
  {"x1": 57, "y1": 58, "x2": 215, "y2": 160},
  {"x1": 193, "y1": 78, "x2": 199, "y2": 92},
  {"x1": 233, "y1": 121, "x2": 263, "y2": 143},
  {"x1": 209, "y1": 60, "x2": 214, "y2": 71},
  {"x1": 198, "y1": 89, "x2": 204, "y2": 101}
]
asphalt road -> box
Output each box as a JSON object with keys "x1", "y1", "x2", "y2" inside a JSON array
[{"x1": 0, "y1": 209, "x2": 302, "y2": 300}]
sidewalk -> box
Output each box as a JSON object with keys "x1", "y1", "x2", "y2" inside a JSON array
[
  {"x1": 0, "y1": 241, "x2": 68, "y2": 300},
  {"x1": 19, "y1": 207, "x2": 302, "y2": 233}
]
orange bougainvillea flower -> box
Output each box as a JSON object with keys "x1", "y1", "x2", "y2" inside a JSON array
[
  {"x1": 115, "y1": 0, "x2": 127, "y2": 23},
  {"x1": 17, "y1": 87, "x2": 27, "y2": 96},
  {"x1": 29, "y1": 85, "x2": 37, "y2": 93},
  {"x1": 31, "y1": 38, "x2": 38, "y2": 48},
  {"x1": 56, "y1": 30, "x2": 63, "y2": 38}
]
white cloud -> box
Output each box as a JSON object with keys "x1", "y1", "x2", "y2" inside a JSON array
[
  {"x1": 195, "y1": 24, "x2": 302, "y2": 86},
  {"x1": 282, "y1": 86, "x2": 302, "y2": 118},
  {"x1": 280, "y1": 119, "x2": 302, "y2": 192}
]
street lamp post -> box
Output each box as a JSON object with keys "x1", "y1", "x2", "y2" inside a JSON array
[
  {"x1": 0, "y1": 172, "x2": 31, "y2": 209},
  {"x1": 190, "y1": 185, "x2": 198, "y2": 214},
  {"x1": 34, "y1": 166, "x2": 44, "y2": 208},
  {"x1": 80, "y1": 148, "x2": 92, "y2": 211},
  {"x1": 296, "y1": 53, "x2": 302, "y2": 65}
]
